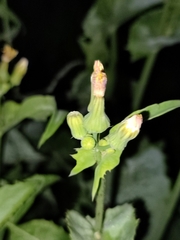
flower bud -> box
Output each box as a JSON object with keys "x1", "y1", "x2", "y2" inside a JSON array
[
  {"x1": 10, "y1": 58, "x2": 28, "y2": 86},
  {"x1": 81, "y1": 136, "x2": 96, "y2": 150},
  {"x1": 106, "y1": 114, "x2": 143, "y2": 150},
  {"x1": 84, "y1": 96, "x2": 110, "y2": 134},
  {"x1": 1, "y1": 45, "x2": 18, "y2": 63},
  {"x1": 88, "y1": 60, "x2": 107, "y2": 112},
  {"x1": 67, "y1": 111, "x2": 87, "y2": 140}
]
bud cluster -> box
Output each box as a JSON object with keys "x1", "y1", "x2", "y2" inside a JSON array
[{"x1": 0, "y1": 44, "x2": 28, "y2": 97}]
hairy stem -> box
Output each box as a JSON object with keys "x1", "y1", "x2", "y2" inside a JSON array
[{"x1": 94, "y1": 178, "x2": 105, "y2": 240}]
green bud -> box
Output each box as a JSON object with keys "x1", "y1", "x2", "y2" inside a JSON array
[
  {"x1": 106, "y1": 114, "x2": 143, "y2": 150},
  {"x1": 99, "y1": 139, "x2": 108, "y2": 147},
  {"x1": 67, "y1": 111, "x2": 87, "y2": 140},
  {"x1": 81, "y1": 136, "x2": 96, "y2": 150},
  {"x1": 10, "y1": 58, "x2": 28, "y2": 86},
  {"x1": 84, "y1": 96, "x2": 110, "y2": 134}
]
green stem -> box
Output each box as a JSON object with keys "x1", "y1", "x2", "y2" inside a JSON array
[
  {"x1": 132, "y1": 0, "x2": 178, "y2": 111},
  {"x1": 132, "y1": 51, "x2": 158, "y2": 111},
  {"x1": 94, "y1": 178, "x2": 105, "y2": 240},
  {"x1": 152, "y1": 170, "x2": 180, "y2": 240}
]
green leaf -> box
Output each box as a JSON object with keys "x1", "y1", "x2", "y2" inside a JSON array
[
  {"x1": 69, "y1": 148, "x2": 97, "y2": 176},
  {"x1": 127, "y1": 8, "x2": 180, "y2": 60},
  {"x1": 92, "y1": 149, "x2": 121, "y2": 200},
  {"x1": 7, "y1": 222, "x2": 39, "y2": 240},
  {"x1": 102, "y1": 204, "x2": 139, "y2": 240},
  {"x1": 80, "y1": 0, "x2": 162, "y2": 66},
  {"x1": 18, "y1": 219, "x2": 70, "y2": 240},
  {"x1": 0, "y1": 95, "x2": 56, "y2": 137},
  {"x1": 38, "y1": 110, "x2": 67, "y2": 148},
  {"x1": 66, "y1": 210, "x2": 94, "y2": 240},
  {"x1": 126, "y1": 100, "x2": 180, "y2": 121},
  {"x1": 0, "y1": 174, "x2": 60, "y2": 229},
  {"x1": 115, "y1": 141, "x2": 171, "y2": 240}
]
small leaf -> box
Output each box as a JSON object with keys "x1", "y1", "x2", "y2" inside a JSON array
[
  {"x1": 0, "y1": 174, "x2": 60, "y2": 229},
  {"x1": 69, "y1": 148, "x2": 97, "y2": 176},
  {"x1": 0, "y1": 95, "x2": 56, "y2": 137},
  {"x1": 19, "y1": 219, "x2": 70, "y2": 240},
  {"x1": 102, "y1": 204, "x2": 139, "y2": 240},
  {"x1": 126, "y1": 100, "x2": 180, "y2": 121},
  {"x1": 92, "y1": 149, "x2": 121, "y2": 200},
  {"x1": 66, "y1": 210, "x2": 94, "y2": 240},
  {"x1": 38, "y1": 110, "x2": 67, "y2": 148}
]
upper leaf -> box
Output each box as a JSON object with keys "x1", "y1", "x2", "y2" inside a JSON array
[
  {"x1": 127, "y1": 8, "x2": 180, "y2": 60},
  {"x1": 0, "y1": 95, "x2": 56, "y2": 137},
  {"x1": 38, "y1": 110, "x2": 67, "y2": 148},
  {"x1": 126, "y1": 100, "x2": 180, "y2": 121}
]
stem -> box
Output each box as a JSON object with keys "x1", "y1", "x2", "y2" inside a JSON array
[
  {"x1": 132, "y1": 51, "x2": 158, "y2": 111},
  {"x1": 94, "y1": 178, "x2": 105, "y2": 240},
  {"x1": 132, "y1": 0, "x2": 178, "y2": 111}
]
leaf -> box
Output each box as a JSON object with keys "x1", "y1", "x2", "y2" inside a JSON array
[
  {"x1": 38, "y1": 110, "x2": 67, "y2": 148},
  {"x1": 80, "y1": 0, "x2": 162, "y2": 66},
  {"x1": 69, "y1": 148, "x2": 97, "y2": 176},
  {"x1": 102, "y1": 204, "x2": 139, "y2": 240},
  {"x1": 127, "y1": 8, "x2": 180, "y2": 60},
  {"x1": 3, "y1": 128, "x2": 45, "y2": 166},
  {"x1": 7, "y1": 222, "x2": 39, "y2": 240},
  {"x1": 0, "y1": 174, "x2": 60, "y2": 229},
  {"x1": 92, "y1": 149, "x2": 121, "y2": 200},
  {"x1": 0, "y1": 95, "x2": 56, "y2": 137},
  {"x1": 66, "y1": 210, "x2": 94, "y2": 240},
  {"x1": 18, "y1": 219, "x2": 70, "y2": 240},
  {"x1": 126, "y1": 100, "x2": 180, "y2": 121},
  {"x1": 115, "y1": 142, "x2": 171, "y2": 240}
]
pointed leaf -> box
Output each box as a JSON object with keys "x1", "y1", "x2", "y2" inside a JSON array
[
  {"x1": 102, "y1": 204, "x2": 139, "y2": 240},
  {"x1": 38, "y1": 110, "x2": 67, "y2": 148},
  {"x1": 19, "y1": 219, "x2": 70, "y2": 240},
  {"x1": 69, "y1": 148, "x2": 96, "y2": 176},
  {"x1": 0, "y1": 95, "x2": 56, "y2": 137},
  {"x1": 66, "y1": 210, "x2": 94, "y2": 240},
  {"x1": 92, "y1": 149, "x2": 121, "y2": 200},
  {"x1": 126, "y1": 100, "x2": 180, "y2": 121},
  {"x1": 0, "y1": 174, "x2": 60, "y2": 229}
]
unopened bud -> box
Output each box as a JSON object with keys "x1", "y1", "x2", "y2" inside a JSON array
[
  {"x1": 81, "y1": 136, "x2": 96, "y2": 150},
  {"x1": 10, "y1": 58, "x2": 28, "y2": 86},
  {"x1": 67, "y1": 111, "x2": 87, "y2": 140},
  {"x1": 1, "y1": 45, "x2": 18, "y2": 63},
  {"x1": 106, "y1": 114, "x2": 143, "y2": 150}
]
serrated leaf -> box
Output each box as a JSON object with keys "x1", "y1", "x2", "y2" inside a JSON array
[
  {"x1": 18, "y1": 219, "x2": 70, "y2": 240},
  {"x1": 115, "y1": 143, "x2": 171, "y2": 240},
  {"x1": 69, "y1": 148, "x2": 97, "y2": 176},
  {"x1": 127, "y1": 8, "x2": 180, "y2": 60},
  {"x1": 38, "y1": 110, "x2": 67, "y2": 148},
  {"x1": 66, "y1": 210, "x2": 94, "y2": 240},
  {"x1": 103, "y1": 204, "x2": 139, "y2": 240},
  {"x1": 0, "y1": 174, "x2": 60, "y2": 229},
  {"x1": 0, "y1": 95, "x2": 56, "y2": 137},
  {"x1": 7, "y1": 222, "x2": 39, "y2": 240},
  {"x1": 92, "y1": 149, "x2": 121, "y2": 200},
  {"x1": 126, "y1": 100, "x2": 180, "y2": 121}
]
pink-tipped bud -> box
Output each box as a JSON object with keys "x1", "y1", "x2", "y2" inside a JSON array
[
  {"x1": 91, "y1": 60, "x2": 107, "y2": 97},
  {"x1": 1, "y1": 45, "x2": 18, "y2": 63}
]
